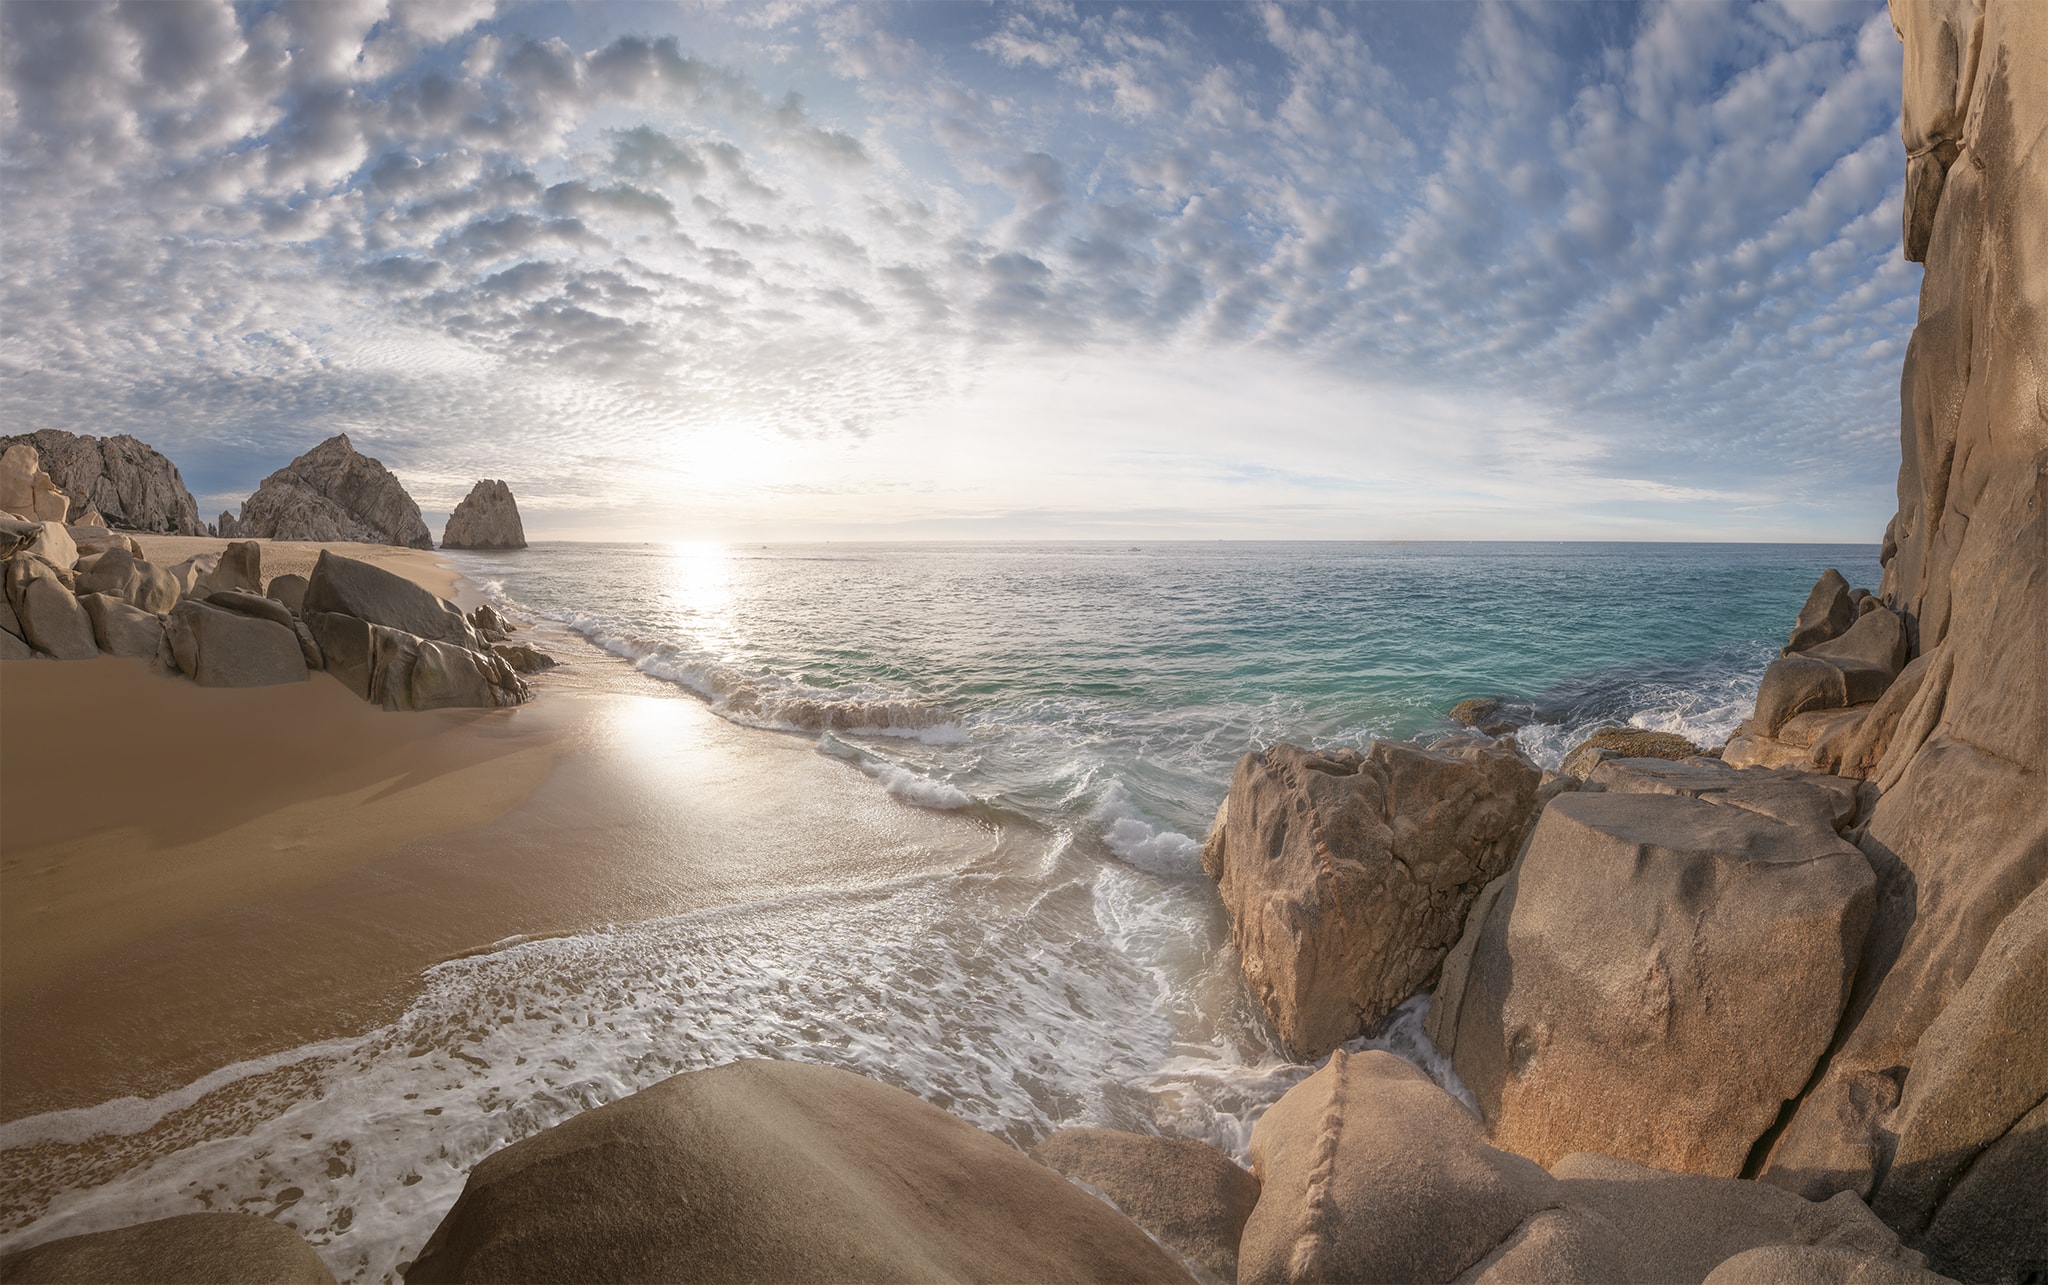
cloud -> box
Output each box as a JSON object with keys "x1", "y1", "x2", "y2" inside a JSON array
[{"x1": 0, "y1": 0, "x2": 1912, "y2": 539}]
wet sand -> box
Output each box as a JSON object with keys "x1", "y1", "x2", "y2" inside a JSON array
[{"x1": 0, "y1": 550, "x2": 997, "y2": 1125}]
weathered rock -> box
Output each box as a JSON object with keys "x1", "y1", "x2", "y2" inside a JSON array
[
  {"x1": 292, "y1": 620, "x2": 322, "y2": 670},
  {"x1": 469, "y1": 602, "x2": 510, "y2": 636},
  {"x1": 1433, "y1": 767, "x2": 1877, "y2": 1176},
  {"x1": 1238, "y1": 1051, "x2": 1922, "y2": 1285},
  {"x1": 0, "y1": 587, "x2": 23, "y2": 644},
  {"x1": 266, "y1": 573, "x2": 308, "y2": 616},
  {"x1": 232, "y1": 434, "x2": 431, "y2": 548},
  {"x1": 490, "y1": 642, "x2": 555, "y2": 674},
  {"x1": 1752, "y1": 644, "x2": 1900, "y2": 740},
  {"x1": 1033, "y1": 1127, "x2": 1260, "y2": 1285},
  {"x1": 1203, "y1": 739, "x2": 1539, "y2": 1058},
  {"x1": 0, "y1": 429, "x2": 205, "y2": 533},
  {"x1": 303, "y1": 550, "x2": 479, "y2": 649},
  {"x1": 0, "y1": 443, "x2": 38, "y2": 517},
  {"x1": 72, "y1": 546, "x2": 178, "y2": 615},
  {"x1": 1703, "y1": 1246, "x2": 1957, "y2": 1285},
  {"x1": 69, "y1": 525, "x2": 145, "y2": 558},
  {"x1": 1560, "y1": 726, "x2": 1700, "y2": 779},
  {"x1": 1831, "y1": 651, "x2": 1936, "y2": 780},
  {"x1": 26, "y1": 472, "x2": 69, "y2": 523},
  {"x1": 205, "y1": 589, "x2": 295, "y2": 632},
  {"x1": 15, "y1": 521, "x2": 77, "y2": 573},
  {"x1": 1914, "y1": 1096, "x2": 2047, "y2": 1285},
  {"x1": 0, "y1": 1212, "x2": 336, "y2": 1283},
  {"x1": 1787, "y1": 570, "x2": 1855, "y2": 653},
  {"x1": 1805, "y1": 606, "x2": 1910, "y2": 678},
  {"x1": 205, "y1": 541, "x2": 261, "y2": 594},
  {"x1": 307, "y1": 612, "x2": 374, "y2": 701},
  {"x1": 408, "y1": 1059, "x2": 1191, "y2": 1285},
  {"x1": 1775, "y1": 4, "x2": 2048, "y2": 1239},
  {"x1": 216, "y1": 509, "x2": 239, "y2": 538},
  {"x1": 166, "y1": 600, "x2": 306, "y2": 687},
  {"x1": 1240, "y1": 1050, "x2": 1556, "y2": 1285},
  {"x1": 4, "y1": 557, "x2": 96, "y2": 660},
  {"x1": 81, "y1": 594, "x2": 168, "y2": 664},
  {"x1": 163, "y1": 553, "x2": 218, "y2": 599},
  {"x1": 1448, "y1": 697, "x2": 1523, "y2": 736},
  {"x1": 404, "y1": 637, "x2": 526, "y2": 711},
  {"x1": 441, "y1": 479, "x2": 527, "y2": 550},
  {"x1": 0, "y1": 627, "x2": 31, "y2": 661},
  {"x1": 1870, "y1": 879, "x2": 2046, "y2": 1244}
]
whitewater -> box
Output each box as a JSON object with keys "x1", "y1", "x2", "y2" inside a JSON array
[{"x1": 0, "y1": 541, "x2": 1880, "y2": 1281}]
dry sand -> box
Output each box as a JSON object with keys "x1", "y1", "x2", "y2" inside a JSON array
[
  {"x1": 0, "y1": 543, "x2": 997, "y2": 1127},
  {"x1": 131, "y1": 536, "x2": 466, "y2": 604}
]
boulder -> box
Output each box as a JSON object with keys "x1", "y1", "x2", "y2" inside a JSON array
[
  {"x1": 405, "y1": 637, "x2": 527, "y2": 711},
  {"x1": 15, "y1": 521, "x2": 76, "y2": 573},
  {"x1": 306, "y1": 612, "x2": 374, "y2": 701},
  {"x1": 469, "y1": 602, "x2": 510, "y2": 636},
  {"x1": 0, "y1": 628, "x2": 31, "y2": 661},
  {"x1": 491, "y1": 642, "x2": 555, "y2": 674},
  {"x1": 1560, "y1": 726, "x2": 1700, "y2": 779},
  {"x1": 67, "y1": 525, "x2": 144, "y2": 558},
  {"x1": 203, "y1": 540, "x2": 261, "y2": 594},
  {"x1": 1448, "y1": 697, "x2": 1522, "y2": 736},
  {"x1": 4, "y1": 557, "x2": 96, "y2": 660},
  {"x1": 73, "y1": 546, "x2": 178, "y2": 615},
  {"x1": 265, "y1": 573, "x2": 308, "y2": 616},
  {"x1": 1786, "y1": 570, "x2": 1855, "y2": 654},
  {"x1": 1703, "y1": 1246, "x2": 1956, "y2": 1285},
  {"x1": 205, "y1": 589, "x2": 295, "y2": 631},
  {"x1": 0, "y1": 443, "x2": 37, "y2": 517},
  {"x1": 407, "y1": 1059, "x2": 1191, "y2": 1284},
  {"x1": 0, "y1": 1212, "x2": 335, "y2": 1283},
  {"x1": 163, "y1": 553, "x2": 218, "y2": 599},
  {"x1": 0, "y1": 429, "x2": 206, "y2": 533},
  {"x1": 1032, "y1": 1127, "x2": 1260, "y2": 1285},
  {"x1": 81, "y1": 593, "x2": 168, "y2": 663},
  {"x1": 303, "y1": 550, "x2": 479, "y2": 649},
  {"x1": 1202, "y1": 738, "x2": 1539, "y2": 1058},
  {"x1": 1433, "y1": 766, "x2": 1876, "y2": 1175},
  {"x1": 165, "y1": 600, "x2": 306, "y2": 687},
  {"x1": 26, "y1": 472, "x2": 69, "y2": 523},
  {"x1": 232, "y1": 434, "x2": 432, "y2": 548},
  {"x1": 441, "y1": 479, "x2": 527, "y2": 550},
  {"x1": 1752, "y1": 609, "x2": 1908, "y2": 738},
  {"x1": 1237, "y1": 1051, "x2": 1922, "y2": 1285},
  {"x1": 291, "y1": 621, "x2": 322, "y2": 670},
  {"x1": 0, "y1": 588, "x2": 23, "y2": 644}
]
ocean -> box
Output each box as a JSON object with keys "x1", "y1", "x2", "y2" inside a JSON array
[{"x1": 0, "y1": 541, "x2": 1882, "y2": 1282}]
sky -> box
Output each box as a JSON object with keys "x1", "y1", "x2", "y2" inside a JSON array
[{"x1": 0, "y1": 0, "x2": 1917, "y2": 542}]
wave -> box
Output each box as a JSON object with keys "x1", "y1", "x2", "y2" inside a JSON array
[{"x1": 1089, "y1": 781, "x2": 1203, "y2": 877}]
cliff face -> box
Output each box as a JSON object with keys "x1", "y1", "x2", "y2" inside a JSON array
[
  {"x1": 0, "y1": 429, "x2": 205, "y2": 534},
  {"x1": 231, "y1": 435, "x2": 434, "y2": 550},
  {"x1": 1761, "y1": 0, "x2": 2047, "y2": 1265}
]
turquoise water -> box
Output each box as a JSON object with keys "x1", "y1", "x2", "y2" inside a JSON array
[
  {"x1": 2, "y1": 541, "x2": 1885, "y2": 1282},
  {"x1": 461, "y1": 540, "x2": 1883, "y2": 868}
]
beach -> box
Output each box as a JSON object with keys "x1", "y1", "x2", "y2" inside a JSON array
[{"x1": 0, "y1": 539, "x2": 1004, "y2": 1258}]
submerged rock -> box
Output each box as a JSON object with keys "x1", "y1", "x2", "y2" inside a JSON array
[
  {"x1": 441, "y1": 479, "x2": 526, "y2": 550},
  {"x1": 232, "y1": 435, "x2": 432, "y2": 548},
  {"x1": 408, "y1": 1059, "x2": 1191, "y2": 1284},
  {"x1": 1202, "y1": 738, "x2": 1538, "y2": 1058}
]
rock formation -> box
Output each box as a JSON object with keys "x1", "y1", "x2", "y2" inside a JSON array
[
  {"x1": 0, "y1": 1213, "x2": 336, "y2": 1284},
  {"x1": 408, "y1": 1059, "x2": 1192, "y2": 1284},
  {"x1": 301, "y1": 551, "x2": 526, "y2": 710},
  {"x1": 0, "y1": 430, "x2": 205, "y2": 534},
  {"x1": 1032, "y1": 1127, "x2": 1261, "y2": 1285},
  {"x1": 1748, "y1": 6, "x2": 2048, "y2": 1274},
  {"x1": 1237, "y1": 1050, "x2": 1932, "y2": 1285},
  {"x1": 1430, "y1": 758, "x2": 1877, "y2": 1176},
  {"x1": 1559, "y1": 726, "x2": 1702, "y2": 779},
  {"x1": 1201, "y1": 738, "x2": 1538, "y2": 1058},
  {"x1": 229, "y1": 435, "x2": 432, "y2": 549},
  {"x1": 441, "y1": 479, "x2": 527, "y2": 550},
  {"x1": 0, "y1": 442, "x2": 72, "y2": 524}
]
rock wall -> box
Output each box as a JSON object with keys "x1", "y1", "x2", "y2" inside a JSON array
[
  {"x1": 0, "y1": 430, "x2": 204, "y2": 534},
  {"x1": 230, "y1": 434, "x2": 433, "y2": 549},
  {"x1": 441, "y1": 478, "x2": 527, "y2": 550},
  {"x1": 1755, "y1": 0, "x2": 2047, "y2": 1262}
]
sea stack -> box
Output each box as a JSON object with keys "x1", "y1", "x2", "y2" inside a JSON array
[
  {"x1": 441, "y1": 479, "x2": 527, "y2": 550},
  {"x1": 228, "y1": 434, "x2": 433, "y2": 549}
]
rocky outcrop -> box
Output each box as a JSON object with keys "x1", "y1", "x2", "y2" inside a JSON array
[
  {"x1": 73, "y1": 547, "x2": 178, "y2": 615},
  {"x1": 1237, "y1": 1050, "x2": 1930, "y2": 1285},
  {"x1": 166, "y1": 599, "x2": 307, "y2": 687},
  {"x1": 303, "y1": 550, "x2": 477, "y2": 649},
  {"x1": 1032, "y1": 1127, "x2": 1260, "y2": 1285},
  {"x1": 0, "y1": 430, "x2": 205, "y2": 533},
  {"x1": 230, "y1": 435, "x2": 432, "y2": 549},
  {"x1": 5, "y1": 555, "x2": 96, "y2": 660},
  {"x1": 1751, "y1": 8, "x2": 2048, "y2": 1276},
  {"x1": 408, "y1": 1059, "x2": 1191, "y2": 1284},
  {"x1": 441, "y1": 479, "x2": 527, "y2": 550},
  {"x1": 1201, "y1": 738, "x2": 1539, "y2": 1058},
  {"x1": 1430, "y1": 758, "x2": 1876, "y2": 1176},
  {"x1": 1560, "y1": 726, "x2": 1701, "y2": 779},
  {"x1": 0, "y1": 1212, "x2": 336, "y2": 1283}
]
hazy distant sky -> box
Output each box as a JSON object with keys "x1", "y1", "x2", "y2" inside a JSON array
[{"x1": 2, "y1": 0, "x2": 1912, "y2": 541}]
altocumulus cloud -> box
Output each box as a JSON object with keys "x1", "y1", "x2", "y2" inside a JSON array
[{"x1": 0, "y1": 0, "x2": 1913, "y2": 538}]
